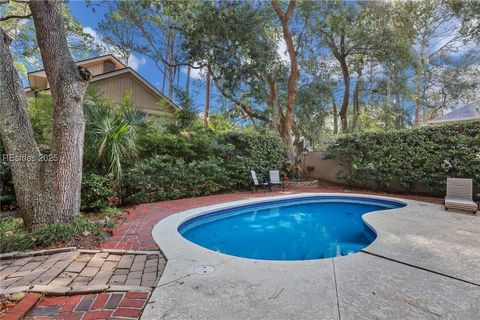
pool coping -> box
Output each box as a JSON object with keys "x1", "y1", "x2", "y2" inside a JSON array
[{"x1": 151, "y1": 192, "x2": 409, "y2": 263}]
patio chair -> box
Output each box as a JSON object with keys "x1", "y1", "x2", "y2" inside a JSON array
[
  {"x1": 444, "y1": 178, "x2": 478, "y2": 213},
  {"x1": 269, "y1": 170, "x2": 285, "y2": 191},
  {"x1": 251, "y1": 170, "x2": 269, "y2": 192}
]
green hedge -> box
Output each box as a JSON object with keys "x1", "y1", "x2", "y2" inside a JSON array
[
  {"x1": 121, "y1": 132, "x2": 288, "y2": 204},
  {"x1": 121, "y1": 156, "x2": 231, "y2": 203},
  {"x1": 1, "y1": 131, "x2": 287, "y2": 210},
  {"x1": 326, "y1": 121, "x2": 480, "y2": 195},
  {"x1": 218, "y1": 133, "x2": 288, "y2": 189}
]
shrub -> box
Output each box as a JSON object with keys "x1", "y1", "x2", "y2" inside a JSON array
[
  {"x1": 0, "y1": 215, "x2": 101, "y2": 253},
  {"x1": 138, "y1": 131, "x2": 215, "y2": 162},
  {"x1": 0, "y1": 144, "x2": 15, "y2": 210},
  {"x1": 138, "y1": 129, "x2": 287, "y2": 189},
  {"x1": 218, "y1": 132, "x2": 288, "y2": 189},
  {"x1": 122, "y1": 156, "x2": 232, "y2": 204},
  {"x1": 84, "y1": 93, "x2": 147, "y2": 179},
  {"x1": 81, "y1": 173, "x2": 115, "y2": 211},
  {"x1": 326, "y1": 121, "x2": 480, "y2": 195}
]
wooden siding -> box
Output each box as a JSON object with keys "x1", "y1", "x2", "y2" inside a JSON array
[
  {"x1": 83, "y1": 62, "x2": 104, "y2": 76},
  {"x1": 29, "y1": 76, "x2": 49, "y2": 90},
  {"x1": 90, "y1": 73, "x2": 175, "y2": 122}
]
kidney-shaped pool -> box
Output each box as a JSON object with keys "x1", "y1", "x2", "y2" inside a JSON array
[{"x1": 178, "y1": 196, "x2": 405, "y2": 261}]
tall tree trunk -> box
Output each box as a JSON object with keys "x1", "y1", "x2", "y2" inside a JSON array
[
  {"x1": 267, "y1": 76, "x2": 295, "y2": 154},
  {"x1": 351, "y1": 66, "x2": 363, "y2": 131},
  {"x1": 267, "y1": 75, "x2": 281, "y2": 133},
  {"x1": 186, "y1": 65, "x2": 191, "y2": 100},
  {"x1": 0, "y1": 27, "x2": 50, "y2": 229},
  {"x1": 162, "y1": 62, "x2": 167, "y2": 95},
  {"x1": 176, "y1": 66, "x2": 180, "y2": 87},
  {"x1": 386, "y1": 70, "x2": 392, "y2": 105},
  {"x1": 332, "y1": 94, "x2": 338, "y2": 135},
  {"x1": 0, "y1": 1, "x2": 90, "y2": 228},
  {"x1": 168, "y1": 32, "x2": 175, "y2": 100},
  {"x1": 395, "y1": 90, "x2": 402, "y2": 129},
  {"x1": 338, "y1": 56, "x2": 350, "y2": 132},
  {"x1": 204, "y1": 64, "x2": 211, "y2": 127},
  {"x1": 31, "y1": 1, "x2": 91, "y2": 224},
  {"x1": 272, "y1": 0, "x2": 299, "y2": 165},
  {"x1": 414, "y1": 73, "x2": 421, "y2": 125}
]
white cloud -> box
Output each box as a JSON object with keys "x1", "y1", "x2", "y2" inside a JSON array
[
  {"x1": 128, "y1": 54, "x2": 147, "y2": 71},
  {"x1": 277, "y1": 39, "x2": 290, "y2": 64},
  {"x1": 190, "y1": 67, "x2": 205, "y2": 79},
  {"x1": 83, "y1": 26, "x2": 107, "y2": 51},
  {"x1": 183, "y1": 61, "x2": 206, "y2": 80},
  {"x1": 82, "y1": 26, "x2": 130, "y2": 65}
]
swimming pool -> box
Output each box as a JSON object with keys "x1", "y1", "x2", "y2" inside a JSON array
[{"x1": 178, "y1": 196, "x2": 405, "y2": 260}]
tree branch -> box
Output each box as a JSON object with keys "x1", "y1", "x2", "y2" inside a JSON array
[
  {"x1": 0, "y1": 13, "x2": 31, "y2": 22},
  {"x1": 211, "y1": 74, "x2": 270, "y2": 123}
]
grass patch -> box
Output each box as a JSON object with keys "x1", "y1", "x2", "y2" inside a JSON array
[{"x1": 0, "y1": 212, "x2": 117, "y2": 254}]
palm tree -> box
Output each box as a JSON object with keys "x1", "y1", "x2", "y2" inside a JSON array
[{"x1": 84, "y1": 92, "x2": 146, "y2": 180}]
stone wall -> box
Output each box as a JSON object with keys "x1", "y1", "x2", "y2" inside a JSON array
[{"x1": 285, "y1": 180, "x2": 319, "y2": 189}]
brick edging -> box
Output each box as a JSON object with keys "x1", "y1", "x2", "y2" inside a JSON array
[
  {"x1": 0, "y1": 292, "x2": 41, "y2": 320},
  {"x1": 0, "y1": 247, "x2": 77, "y2": 261},
  {"x1": 1, "y1": 285, "x2": 152, "y2": 297},
  {"x1": 0, "y1": 248, "x2": 161, "y2": 261}
]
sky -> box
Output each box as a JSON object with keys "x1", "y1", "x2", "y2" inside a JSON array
[
  {"x1": 68, "y1": 0, "x2": 212, "y2": 112},
  {"x1": 64, "y1": 1, "x2": 477, "y2": 121}
]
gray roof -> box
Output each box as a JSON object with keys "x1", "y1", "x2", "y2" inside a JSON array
[{"x1": 430, "y1": 99, "x2": 480, "y2": 123}]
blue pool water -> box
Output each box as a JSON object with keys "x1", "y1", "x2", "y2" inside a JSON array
[{"x1": 178, "y1": 196, "x2": 405, "y2": 261}]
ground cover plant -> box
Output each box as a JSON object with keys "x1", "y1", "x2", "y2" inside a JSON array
[{"x1": 0, "y1": 207, "x2": 123, "y2": 254}]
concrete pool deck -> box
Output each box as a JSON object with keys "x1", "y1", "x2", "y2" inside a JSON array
[{"x1": 143, "y1": 193, "x2": 480, "y2": 320}]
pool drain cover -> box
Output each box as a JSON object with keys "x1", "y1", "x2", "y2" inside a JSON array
[{"x1": 194, "y1": 265, "x2": 215, "y2": 275}]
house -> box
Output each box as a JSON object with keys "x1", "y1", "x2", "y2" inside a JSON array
[
  {"x1": 428, "y1": 99, "x2": 480, "y2": 124},
  {"x1": 25, "y1": 54, "x2": 176, "y2": 127}
]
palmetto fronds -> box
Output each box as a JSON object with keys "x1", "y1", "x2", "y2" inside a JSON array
[{"x1": 84, "y1": 94, "x2": 146, "y2": 180}]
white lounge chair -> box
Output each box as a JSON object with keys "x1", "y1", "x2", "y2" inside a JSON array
[
  {"x1": 445, "y1": 178, "x2": 478, "y2": 213},
  {"x1": 251, "y1": 170, "x2": 269, "y2": 192},
  {"x1": 269, "y1": 170, "x2": 285, "y2": 191}
]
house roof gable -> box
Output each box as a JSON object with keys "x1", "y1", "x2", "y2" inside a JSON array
[
  {"x1": 429, "y1": 100, "x2": 480, "y2": 123},
  {"x1": 91, "y1": 67, "x2": 177, "y2": 110},
  {"x1": 25, "y1": 54, "x2": 178, "y2": 110},
  {"x1": 27, "y1": 54, "x2": 126, "y2": 77}
]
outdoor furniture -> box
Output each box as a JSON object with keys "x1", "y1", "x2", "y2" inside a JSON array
[
  {"x1": 444, "y1": 178, "x2": 478, "y2": 213},
  {"x1": 251, "y1": 170, "x2": 269, "y2": 192},
  {"x1": 269, "y1": 170, "x2": 285, "y2": 191}
]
